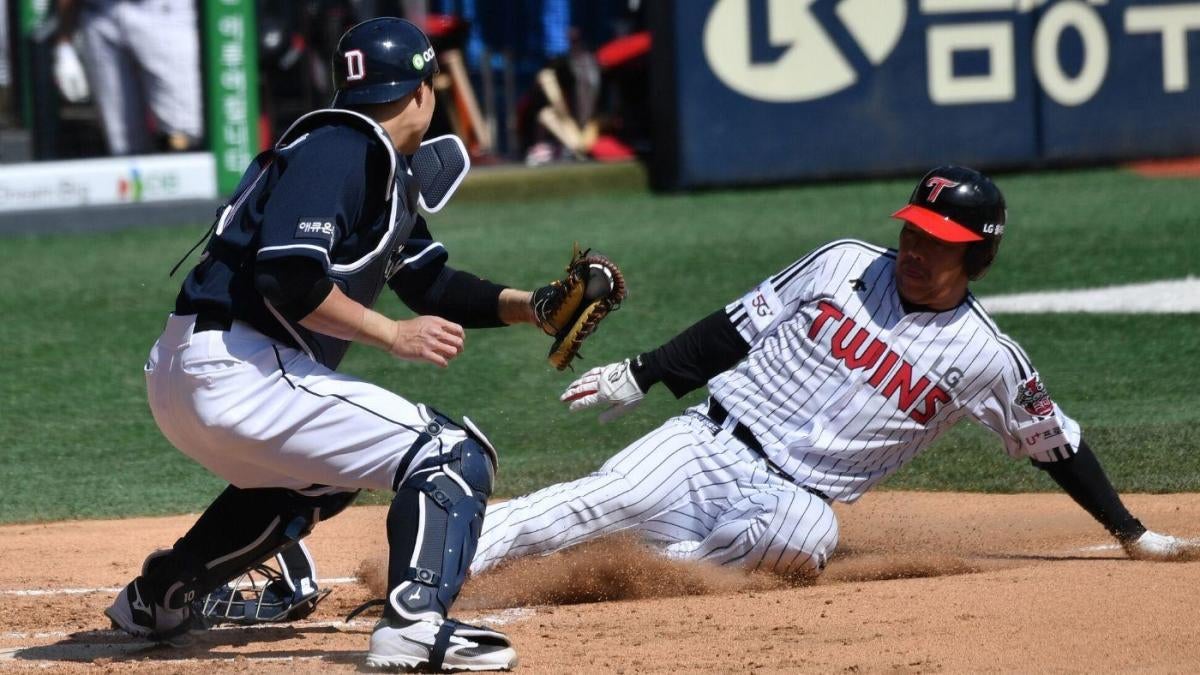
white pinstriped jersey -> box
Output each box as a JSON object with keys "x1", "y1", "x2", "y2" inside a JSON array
[{"x1": 711, "y1": 239, "x2": 1081, "y2": 503}]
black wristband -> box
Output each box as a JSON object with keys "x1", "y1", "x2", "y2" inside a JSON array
[{"x1": 629, "y1": 353, "x2": 662, "y2": 393}]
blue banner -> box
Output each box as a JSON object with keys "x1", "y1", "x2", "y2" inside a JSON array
[{"x1": 650, "y1": 0, "x2": 1200, "y2": 189}]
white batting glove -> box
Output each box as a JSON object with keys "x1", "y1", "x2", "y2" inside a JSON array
[
  {"x1": 53, "y1": 41, "x2": 91, "y2": 103},
  {"x1": 560, "y1": 359, "x2": 645, "y2": 423},
  {"x1": 1122, "y1": 530, "x2": 1200, "y2": 562}
]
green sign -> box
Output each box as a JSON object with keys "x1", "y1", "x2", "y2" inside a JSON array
[{"x1": 202, "y1": 0, "x2": 259, "y2": 195}]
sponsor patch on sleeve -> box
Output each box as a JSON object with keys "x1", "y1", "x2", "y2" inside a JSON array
[
  {"x1": 294, "y1": 217, "x2": 337, "y2": 243},
  {"x1": 741, "y1": 280, "x2": 784, "y2": 334},
  {"x1": 1013, "y1": 374, "x2": 1054, "y2": 417},
  {"x1": 1017, "y1": 416, "x2": 1068, "y2": 456}
]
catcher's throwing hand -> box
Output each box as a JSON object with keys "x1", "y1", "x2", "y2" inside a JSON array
[
  {"x1": 1122, "y1": 530, "x2": 1200, "y2": 562},
  {"x1": 561, "y1": 360, "x2": 644, "y2": 423},
  {"x1": 390, "y1": 316, "x2": 465, "y2": 367},
  {"x1": 532, "y1": 245, "x2": 627, "y2": 370}
]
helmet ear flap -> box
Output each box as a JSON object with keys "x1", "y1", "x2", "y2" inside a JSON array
[{"x1": 964, "y1": 241, "x2": 997, "y2": 280}]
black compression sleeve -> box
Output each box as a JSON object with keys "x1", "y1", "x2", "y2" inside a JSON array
[
  {"x1": 254, "y1": 257, "x2": 334, "y2": 320},
  {"x1": 629, "y1": 308, "x2": 751, "y2": 398},
  {"x1": 396, "y1": 266, "x2": 508, "y2": 328},
  {"x1": 1032, "y1": 438, "x2": 1145, "y2": 542}
]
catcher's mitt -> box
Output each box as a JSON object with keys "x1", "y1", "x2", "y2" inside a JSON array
[{"x1": 533, "y1": 245, "x2": 627, "y2": 370}]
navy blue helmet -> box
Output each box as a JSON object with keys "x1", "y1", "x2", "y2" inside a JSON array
[{"x1": 332, "y1": 18, "x2": 439, "y2": 107}]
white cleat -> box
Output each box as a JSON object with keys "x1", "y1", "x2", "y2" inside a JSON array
[{"x1": 366, "y1": 617, "x2": 518, "y2": 671}]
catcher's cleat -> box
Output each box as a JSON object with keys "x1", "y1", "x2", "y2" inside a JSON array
[
  {"x1": 366, "y1": 617, "x2": 517, "y2": 672},
  {"x1": 104, "y1": 578, "x2": 197, "y2": 646}
]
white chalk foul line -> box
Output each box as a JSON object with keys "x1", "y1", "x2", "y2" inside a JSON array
[
  {"x1": 979, "y1": 277, "x2": 1200, "y2": 314},
  {"x1": 0, "y1": 576, "x2": 359, "y2": 597}
]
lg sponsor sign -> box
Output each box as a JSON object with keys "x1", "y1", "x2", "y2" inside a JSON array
[
  {"x1": 651, "y1": 0, "x2": 1200, "y2": 188},
  {"x1": 703, "y1": 0, "x2": 1198, "y2": 106}
]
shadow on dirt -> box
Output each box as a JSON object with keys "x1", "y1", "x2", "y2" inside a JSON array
[{"x1": 9, "y1": 624, "x2": 365, "y2": 667}]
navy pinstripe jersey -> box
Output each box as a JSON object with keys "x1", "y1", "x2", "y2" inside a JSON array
[{"x1": 709, "y1": 239, "x2": 1081, "y2": 503}]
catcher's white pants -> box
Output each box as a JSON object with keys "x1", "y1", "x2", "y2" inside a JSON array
[
  {"x1": 145, "y1": 314, "x2": 451, "y2": 492},
  {"x1": 471, "y1": 407, "x2": 839, "y2": 576}
]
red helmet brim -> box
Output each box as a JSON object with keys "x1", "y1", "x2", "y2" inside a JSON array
[{"x1": 891, "y1": 205, "x2": 984, "y2": 243}]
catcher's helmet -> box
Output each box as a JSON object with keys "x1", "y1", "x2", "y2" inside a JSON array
[
  {"x1": 195, "y1": 563, "x2": 329, "y2": 626},
  {"x1": 892, "y1": 165, "x2": 1007, "y2": 280},
  {"x1": 332, "y1": 17, "x2": 439, "y2": 108}
]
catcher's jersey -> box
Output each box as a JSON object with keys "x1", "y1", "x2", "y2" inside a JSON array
[
  {"x1": 176, "y1": 110, "x2": 447, "y2": 368},
  {"x1": 710, "y1": 239, "x2": 1081, "y2": 503}
]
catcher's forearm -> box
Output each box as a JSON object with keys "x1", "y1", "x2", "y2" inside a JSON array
[
  {"x1": 498, "y1": 289, "x2": 537, "y2": 325},
  {"x1": 1032, "y1": 438, "x2": 1145, "y2": 542},
  {"x1": 299, "y1": 285, "x2": 398, "y2": 350},
  {"x1": 631, "y1": 308, "x2": 750, "y2": 398}
]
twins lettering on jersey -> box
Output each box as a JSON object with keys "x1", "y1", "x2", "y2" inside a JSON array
[{"x1": 808, "y1": 300, "x2": 950, "y2": 425}]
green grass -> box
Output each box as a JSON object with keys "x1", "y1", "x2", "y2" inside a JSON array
[{"x1": 1, "y1": 164, "x2": 1197, "y2": 523}]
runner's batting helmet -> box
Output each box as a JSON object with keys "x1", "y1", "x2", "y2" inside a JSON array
[
  {"x1": 892, "y1": 166, "x2": 1007, "y2": 280},
  {"x1": 332, "y1": 18, "x2": 439, "y2": 108}
]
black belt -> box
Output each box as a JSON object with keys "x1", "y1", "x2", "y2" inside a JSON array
[
  {"x1": 706, "y1": 397, "x2": 762, "y2": 453},
  {"x1": 706, "y1": 398, "x2": 831, "y2": 502},
  {"x1": 193, "y1": 310, "x2": 233, "y2": 333}
]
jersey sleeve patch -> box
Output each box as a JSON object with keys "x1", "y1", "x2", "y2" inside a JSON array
[
  {"x1": 740, "y1": 280, "x2": 785, "y2": 334},
  {"x1": 1013, "y1": 374, "x2": 1054, "y2": 417},
  {"x1": 1016, "y1": 417, "x2": 1070, "y2": 457},
  {"x1": 294, "y1": 217, "x2": 338, "y2": 244}
]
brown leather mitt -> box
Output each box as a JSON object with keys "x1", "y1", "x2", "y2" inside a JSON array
[{"x1": 532, "y1": 245, "x2": 627, "y2": 370}]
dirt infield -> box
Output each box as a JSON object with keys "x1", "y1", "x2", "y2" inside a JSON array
[{"x1": 2, "y1": 492, "x2": 1199, "y2": 673}]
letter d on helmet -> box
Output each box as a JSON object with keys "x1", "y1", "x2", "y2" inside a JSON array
[{"x1": 332, "y1": 18, "x2": 440, "y2": 107}]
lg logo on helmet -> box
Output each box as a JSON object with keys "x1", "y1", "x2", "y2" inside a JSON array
[{"x1": 345, "y1": 49, "x2": 366, "y2": 81}]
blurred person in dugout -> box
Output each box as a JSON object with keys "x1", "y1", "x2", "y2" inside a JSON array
[{"x1": 53, "y1": 0, "x2": 203, "y2": 154}]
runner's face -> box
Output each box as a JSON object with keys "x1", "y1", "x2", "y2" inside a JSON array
[{"x1": 895, "y1": 224, "x2": 969, "y2": 308}]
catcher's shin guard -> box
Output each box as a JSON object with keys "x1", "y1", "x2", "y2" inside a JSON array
[
  {"x1": 138, "y1": 486, "x2": 357, "y2": 612},
  {"x1": 385, "y1": 420, "x2": 496, "y2": 622}
]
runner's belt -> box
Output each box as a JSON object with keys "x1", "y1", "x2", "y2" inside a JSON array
[{"x1": 706, "y1": 397, "x2": 831, "y2": 502}]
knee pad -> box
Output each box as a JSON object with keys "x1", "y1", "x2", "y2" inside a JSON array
[
  {"x1": 386, "y1": 423, "x2": 497, "y2": 622},
  {"x1": 140, "y1": 486, "x2": 358, "y2": 610}
]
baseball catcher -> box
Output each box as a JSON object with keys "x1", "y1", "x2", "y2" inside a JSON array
[
  {"x1": 102, "y1": 17, "x2": 627, "y2": 672},
  {"x1": 469, "y1": 165, "x2": 1198, "y2": 581}
]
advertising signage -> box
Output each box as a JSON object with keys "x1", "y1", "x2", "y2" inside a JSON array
[{"x1": 650, "y1": 0, "x2": 1200, "y2": 189}]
